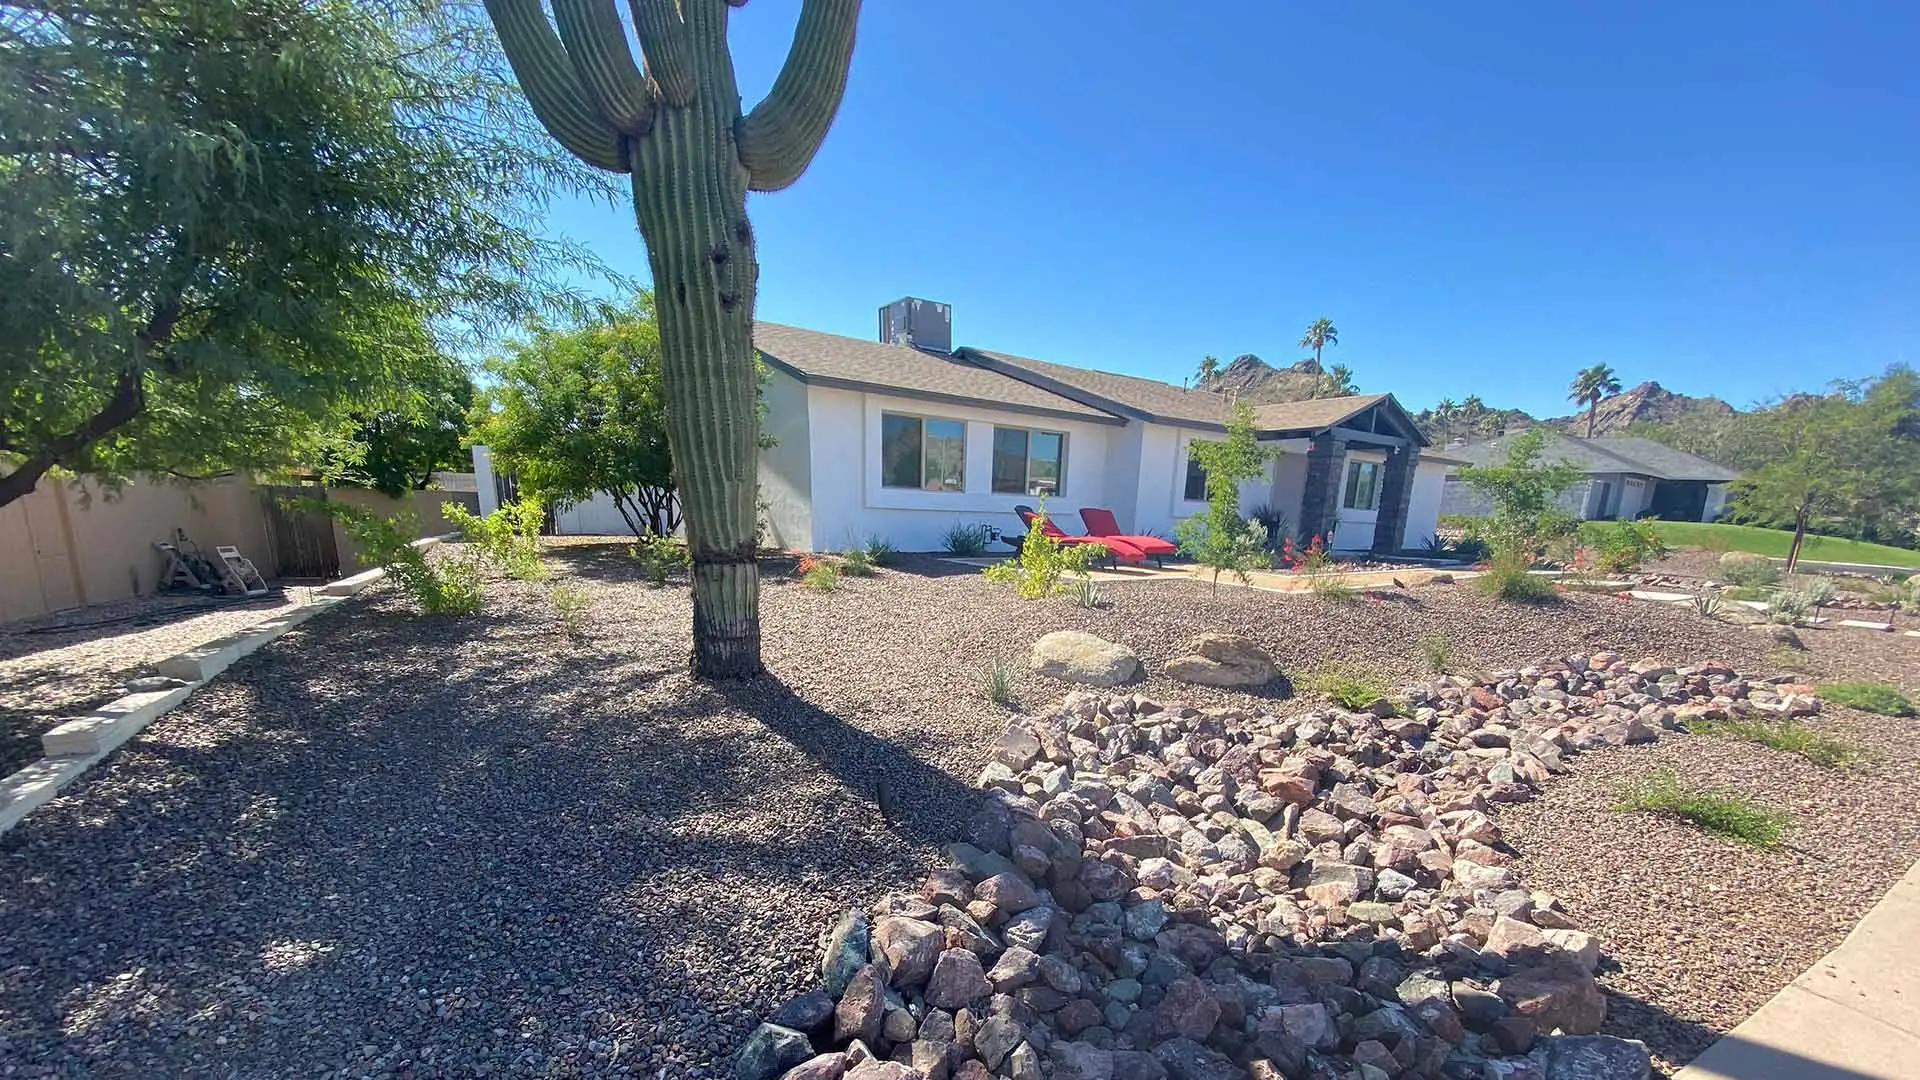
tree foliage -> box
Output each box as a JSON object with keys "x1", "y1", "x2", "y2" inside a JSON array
[
  {"x1": 1568, "y1": 363, "x2": 1622, "y2": 438},
  {"x1": 1176, "y1": 402, "x2": 1276, "y2": 591},
  {"x1": 1455, "y1": 428, "x2": 1584, "y2": 556},
  {"x1": 317, "y1": 356, "x2": 476, "y2": 496},
  {"x1": 476, "y1": 295, "x2": 680, "y2": 537},
  {"x1": 0, "y1": 0, "x2": 608, "y2": 507},
  {"x1": 1298, "y1": 318, "x2": 1338, "y2": 398}
]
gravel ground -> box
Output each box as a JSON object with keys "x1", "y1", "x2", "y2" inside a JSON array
[
  {"x1": 0, "y1": 541, "x2": 1913, "y2": 1077},
  {"x1": 0, "y1": 589, "x2": 320, "y2": 777}
]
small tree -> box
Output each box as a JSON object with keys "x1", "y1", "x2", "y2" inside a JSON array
[
  {"x1": 1176, "y1": 402, "x2": 1276, "y2": 592},
  {"x1": 318, "y1": 357, "x2": 476, "y2": 496},
  {"x1": 1456, "y1": 428, "x2": 1584, "y2": 557}
]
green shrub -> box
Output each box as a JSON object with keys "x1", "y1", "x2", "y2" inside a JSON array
[
  {"x1": 444, "y1": 498, "x2": 547, "y2": 580},
  {"x1": 1474, "y1": 551, "x2": 1557, "y2": 602},
  {"x1": 1683, "y1": 715, "x2": 1866, "y2": 769},
  {"x1": 1612, "y1": 768, "x2": 1789, "y2": 848},
  {"x1": 1177, "y1": 403, "x2": 1276, "y2": 591},
  {"x1": 941, "y1": 522, "x2": 994, "y2": 556},
  {"x1": 1718, "y1": 551, "x2": 1781, "y2": 588},
  {"x1": 1593, "y1": 520, "x2": 1668, "y2": 575},
  {"x1": 1796, "y1": 577, "x2": 1838, "y2": 610},
  {"x1": 861, "y1": 535, "x2": 897, "y2": 566},
  {"x1": 315, "y1": 503, "x2": 484, "y2": 615},
  {"x1": 1766, "y1": 588, "x2": 1809, "y2": 625},
  {"x1": 1818, "y1": 680, "x2": 1916, "y2": 716},
  {"x1": 629, "y1": 534, "x2": 690, "y2": 586},
  {"x1": 1301, "y1": 665, "x2": 1395, "y2": 714},
  {"x1": 836, "y1": 548, "x2": 877, "y2": 577},
  {"x1": 801, "y1": 561, "x2": 841, "y2": 592},
  {"x1": 1417, "y1": 632, "x2": 1451, "y2": 675},
  {"x1": 1247, "y1": 504, "x2": 1291, "y2": 553},
  {"x1": 1722, "y1": 585, "x2": 1771, "y2": 602},
  {"x1": 985, "y1": 659, "x2": 1017, "y2": 707},
  {"x1": 1307, "y1": 567, "x2": 1356, "y2": 603},
  {"x1": 983, "y1": 500, "x2": 1100, "y2": 599},
  {"x1": 550, "y1": 584, "x2": 590, "y2": 636}
]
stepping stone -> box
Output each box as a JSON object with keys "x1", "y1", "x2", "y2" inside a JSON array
[
  {"x1": 1837, "y1": 619, "x2": 1895, "y2": 632},
  {"x1": 1628, "y1": 590, "x2": 1695, "y2": 603}
]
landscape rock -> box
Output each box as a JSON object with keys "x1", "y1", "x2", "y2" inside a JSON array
[
  {"x1": 1031, "y1": 631, "x2": 1140, "y2": 687},
  {"x1": 822, "y1": 912, "x2": 870, "y2": 996},
  {"x1": 872, "y1": 918, "x2": 944, "y2": 988},
  {"x1": 924, "y1": 949, "x2": 990, "y2": 1009},
  {"x1": 834, "y1": 966, "x2": 885, "y2": 1045},
  {"x1": 1540, "y1": 1035, "x2": 1652, "y2": 1080},
  {"x1": 1162, "y1": 632, "x2": 1277, "y2": 688},
  {"x1": 735, "y1": 1023, "x2": 814, "y2": 1080}
]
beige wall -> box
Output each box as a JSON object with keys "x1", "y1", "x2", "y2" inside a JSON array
[{"x1": 0, "y1": 475, "x2": 471, "y2": 622}]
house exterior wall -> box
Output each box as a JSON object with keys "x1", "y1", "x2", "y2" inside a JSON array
[
  {"x1": 1405, "y1": 459, "x2": 1449, "y2": 547},
  {"x1": 794, "y1": 385, "x2": 1117, "y2": 552},
  {"x1": 1440, "y1": 475, "x2": 1595, "y2": 519},
  {"x1": 757, "y1": 367, "x2": 814, "y2": 550},
  {"x1": 1703, "y1": 484, "x2": 1729, "y2": 521}
]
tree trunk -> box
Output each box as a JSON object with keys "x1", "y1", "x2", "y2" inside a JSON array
[
  {"x1": 1787, "y1": 500, "x2": 1812, "y2": 573},
  {"x1": 629, "y1": 62, "x2": 763, "y2": 678},
  {"x1": 1586, "y1": 401, "x2": 1597, "y2": 438}
]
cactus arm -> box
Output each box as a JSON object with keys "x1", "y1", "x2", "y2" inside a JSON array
[
  {"x1": 735, "y1": 0, "x2": 860, "y2": 192},
  {"x1": 551, "y1": 0, "x2": 657, "y2": 136},
  {"x1": 482, "y1": 0, "x2": 629, "y2": 171},
  {"x1": 627, "y1": 0, "x2": 697, "y2": 106}
]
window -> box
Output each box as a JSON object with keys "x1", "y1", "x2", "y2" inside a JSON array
[
  {"x1": 991, "y1": 427, "x2": 1068, "y2": 496},
  {"x1": 881, "y1": 413, "x2": 966, "y2": 491},
  {"x1": 1183, "y1": 442, "x2": 1213, "y2": 502},
  {"x1": 1343, "y1": 461, "x2": 1381, "y2": 510}
]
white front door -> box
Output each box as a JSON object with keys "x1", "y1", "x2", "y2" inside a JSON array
[{"x1": 1331, "y1": 457, "x2": 1383, "y2": 551}]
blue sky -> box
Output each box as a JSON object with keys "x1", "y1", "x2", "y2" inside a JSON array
[{"x1": 541, "y1": 0, "x2": 1918, "y2": 417}]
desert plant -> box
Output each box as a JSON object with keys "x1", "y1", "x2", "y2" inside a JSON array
[
  {"x1": 630, "y1": 534, "x2": 690, "y2": 586},
  {"x1": 1064, "y1": 576, "x2": 1105, "y2": 609},
  {"x1": 1722, "y1": 585, "x2": 1771, "y2": 602},
  {"x1": 1307, "y1": 567, "x2": 1357, "y2": 603},
  {"x1": 1301, "y1": 665, "x2": 1395, "y2": 713},
  {"x1": 1817, "y1": 680, "x2": 1916, "y2": 716},
  {"x1": 484, "y1": 0, "x2": 861, "y2": 677},
  {"x1": 1765, "y1": 588, "x2": 1809, "y2": 625},
  {"x1": 1417, "y1": 632, "x2": 1451, "y2": 675},
  {"x1": 1475, "y1": 551, "x2": 1557, "y2": 602},
  {"x1": 1682, "y1": 715, "x2": 1866, "y2": 770},
  {"x1": 1453, "y1": 429, "x2": 1583, "y2": 557},
  {"x1": 313, "y1": 503, "x2": 484, "y2": 615},
  {"x1": 861, "y1": 535, "x2": 897, "y2": 566},
  {"x1": 1247, "y1": 504, "x2": 1291, "y2": 553},
  {"x1": 801, "y1": 560, "x2": 841, "y2": 593},
  {"x1": 1690, "y1": 592, "x2": 1723, "y2": 618},
  {"x1": 836, "y1": 547, "x2": 876, "y2": 577},
  {"x1": 550, "y1": 583, "x2": 591, "y2": 636},
  {"x1": 984, "y1": 500, "x2": 1100, "y2": 599},
  {"x1": 1592, "y1": 519, "x2": 1668, "y2": 575},
  {"x1": 1718, "y1": 551, "x2": 1782, "y2": 588},
  {"x1": 941, "y1": 522, "x2": 994, "y2": 556},
  {"x1": 985, "y1": 659, "x2": 1017, "y2": 707},
  {"x1": 1612, "y1": 768, "x2": 1789, "y2": 848},
  {"x1": 446, "y1": 498, "x2": 547, "y2": 580},
  {"x1": 1797, "y1": 577, "x2": 1838, "y2": 614}
]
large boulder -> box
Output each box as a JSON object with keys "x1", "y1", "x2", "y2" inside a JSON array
[
  {"x1": 1162, "y1": 632, "x2": 1277, "y2": 688},
  {"x1": 1031, "y1": 631, "x2": 1139, "y2": 687},
  {"x1": 733, "y1": 1023, "x2": 813, "y2": 1080}
]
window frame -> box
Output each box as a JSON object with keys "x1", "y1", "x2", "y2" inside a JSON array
[
  {"x1": 990, "y1": 425, "x2": 1069, "y2": 497},
  {"x1": 880, "y1": 410, "x2": 968, "y2": 492},
  {"x1": 1342, "y1": 460, "x2": 1382, "y2": 511}
]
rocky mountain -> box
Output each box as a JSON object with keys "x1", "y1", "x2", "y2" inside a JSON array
[
  {"x1": 1547, "y1": 381, "x2": 1734, "y2": 436},
  {"x1": 1194, "y1": 353, "x2": 1328, "y2": 403}
]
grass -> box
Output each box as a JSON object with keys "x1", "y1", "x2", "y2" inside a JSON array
[
  {"x1": 1301, "y1": 665, "x2": 1395, "y2": 713},
  {"x1": 985, "y1": 659, "x2": 1017, "y2": 707},
  {"x1": 1417, "y1": 631, "x2": 1451, "y2": 675},
  {"x1": 549, "y1": 584, "x2": 590, "y2": 637},
  {"x1": 1596, "y1": 520, "x2": 1920, "y2": 568},
  {"x1": 1721, "y1": 585, "x2": 1772, "y2": 602},
  {"x1": 1307, "y1": 567, "x2": 1357, "y2": 603},
  {"x1": 1474, "y1": 553, "x2": 1558, "y2": 602},
  {"x1": 1817, "y1": 680, "x2": 1916, "y2": 716},
  {"x1": 1683, "y1": 715, "x2": 1867, "y2": 769},
  {"x1": 801, "y1": 562, "x2": 841, "y2": 592},
  {"x1": 1613, "y1": 768, "x2": 1790, "y2": 848}
]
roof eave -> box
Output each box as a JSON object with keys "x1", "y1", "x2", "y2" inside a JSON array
[{"x1": 759, "y1": 353, "x2": 1127, "y2": 426}]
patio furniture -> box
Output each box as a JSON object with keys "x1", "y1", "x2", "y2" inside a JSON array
[
  {"x1": 1014, "y1": 505, "x2": 1147, "y2": 567},
  {"x1": 1078, "y1": 507, "x2": 1178, "y2": 566}
]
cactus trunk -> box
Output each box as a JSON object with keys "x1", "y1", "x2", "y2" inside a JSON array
[{"x1": 632, "y1": 87, "x2": 763, "y2": 678}]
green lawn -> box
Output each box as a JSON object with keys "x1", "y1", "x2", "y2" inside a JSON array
[{"x1": 1579, "y1": 520, "x2": 1920, "y2": 568}]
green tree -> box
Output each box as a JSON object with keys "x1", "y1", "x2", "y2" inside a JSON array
[
  {"x1": 1196, "y1": 354, "x2": 1220, "y2": 384},
  {"x1": 484, "y1": 0, "x2": 860, "y2": 678},
  {"x1": 1729, "y1": 366, "x2": 1920, "y2": 569},
  {"x1": 318, "y1": 357, "x2": 477, "y2": 496},
  {"x1": 1569, "y1": 364, "x2": 1623, "y2": 437},
  {"x1": 1176, "y1": 402, "x2": 1276, "y2": 591},
  {"x1": 1320, "y1": 364, "x2": 1359, "y2": 397},
  {"x1": 1455, "y1": 428, "x2": 1585, "y2": 556},
  {"x1": 476, "y1": 296, "x2": 679, "y2": 537},
  {"x1": 0, "y1": 0, "x2": 601, "y2": 509},
  {"x1": 1298, "y1": 318, "x2": 1339, "y2": 398}
]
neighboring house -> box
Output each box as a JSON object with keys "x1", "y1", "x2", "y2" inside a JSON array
[
  {"x1": 1439, "y1": 430, "x2": 1738, "y2": 523},
  {"x1": 756, "y1": 298, "x2": 1451, "y2": 554}
]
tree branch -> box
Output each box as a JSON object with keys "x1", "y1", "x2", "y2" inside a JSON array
[
  {"x1": 627, "y1": 0, "x2": 694, "y2": 107},
  {"x1": 0, "y1": 366, "x2": 146, "y2": 509},
  {"x1": 481, "y1": 0, "x2": 629, "y2": 172},
  {"x1": 551, "y1": 0, "x2": 656, "y2": 136},
  {"x1": 735, "y1": 0, "x2": 860, "y2": 192}
]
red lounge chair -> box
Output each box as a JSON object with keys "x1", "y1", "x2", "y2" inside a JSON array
[
  {"x1": 1078, "y1": 507, "x2": 1178, "y2": 565},
  {"x1": 1013, "y1": 505, "x2": 1146, "y2": 566}
]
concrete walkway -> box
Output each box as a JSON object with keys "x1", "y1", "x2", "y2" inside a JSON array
[{"x1": 1676, "y1": 860, "x2": 1920, "y2": 1080}]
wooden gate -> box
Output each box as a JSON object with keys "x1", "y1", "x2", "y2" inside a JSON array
[{"x1": 261, "y1": 486, "x2": 340, "y2": 580}]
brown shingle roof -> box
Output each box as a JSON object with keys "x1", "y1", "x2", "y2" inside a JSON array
[
  {"x1": 753, "y1": 323, "x2": 1118, "y2": 423},
  {"x1": 964, "y1": 348, "x2": 1234, "y2": 427},
  {"x1": 1250, "y1": 395, "x2": 1393, "y2": 433}
]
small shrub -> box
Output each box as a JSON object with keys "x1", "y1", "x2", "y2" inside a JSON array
[
  {"x1": 1683, "y1": 715, "x2": 1866, "y2": 770},
  {"x1": 1419, "y1": 533, "x2": 1451, "y2": 557},
  {"x1": 1064, "y1": 576, "x2": 1105, "y2": 609},
  {"x1": 1612, "y1": 768, "x2": 1789, "y2": 848},
  {"x1": 1307, "y1": 567, "x2": 1357, "y2": 603},
  {"x1": 1817, "y1": 680, "x2": 1916, "y2": 716},
  {"x1": 941, "y1": 522, "x2": 994, "y2": 556},
  {"x1": 1301, "y1": 665, "x2": 1395, "y2": 713},
  {"x1": 1719, "y1": 551, "x2": 1781, "y2": 588},
  {"x1": 1593, "y1": 520, "x2": 1668, "y2": 575},
  {"x1": 837, "y1": 548, "x2": 877, "y2": 577},
  {"x1": 1475, "y1": 551, "x2": 1557, "y2": 602},
  {"x1": 861, "y1": 535, "x2": 897, "y2": 566},
  {"x1": 1797, "y1": 577, "x2": 1838, "y2": 611},
  {"x1": 801, "y1": 560, "x2": 841, "y2": 593},
  {"x1": 550, "y1": 584, "x2": 590, "y2": 637},
  {"x1": 445, "y1": 498, "x2": 546, "y2": 580},
  {"x1": 1417, "y1": 632, "x2": 1451, "y2": 675},
  {"x1": 1690, "y1": 592, "x2": 1723, "y2": 618},
  {"x1": 309, "y1": 502, "x2": 484, "y2": 615},
  {"x1": 1765, "y1": 588, "x2": 1808, "y2": 625},
  {"x1": 629, "y1": 534, "x2": 690, "y2": 586},
  {"x1": 1247, "y1": 504, "x2": 1291, "y2": 553},
  {"x1": 985, "y1": 659, "x2": 1017, "y2": 707},
  {"x1": 984, "y1": 500, "x2": 1100, "y2": 599}
]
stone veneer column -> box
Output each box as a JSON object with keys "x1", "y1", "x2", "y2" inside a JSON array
[
  {"x1": 1297, "y1": 433, "x2": 1347, "y2": 545},
  {"x1": 1372, "y1": 447, "x2": 1420, "y2": 553}
]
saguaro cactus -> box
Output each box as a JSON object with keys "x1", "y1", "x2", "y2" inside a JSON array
[{"x1": 484, "y1": 0, "x2": 860, "y2": 677}]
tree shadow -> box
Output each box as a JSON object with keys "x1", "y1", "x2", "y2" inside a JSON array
[{"x1": 1600, "y1": 983, "x2": 1891, "y2": 1080}]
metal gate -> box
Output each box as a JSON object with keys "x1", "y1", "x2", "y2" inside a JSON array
[{"x1": 261, "y1": 486, "x2": 340, "y2": 580}]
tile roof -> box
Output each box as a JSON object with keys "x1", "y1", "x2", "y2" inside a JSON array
[
  {"x1": 752, "y1": 323, "x2": 1118, "y2": 423},
  {"x1": 1444, "y1": 430, "x2": 1737, "y2": 482}
]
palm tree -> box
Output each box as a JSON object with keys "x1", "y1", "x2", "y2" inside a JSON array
[
  {"x1": 1297, "y1": 318, "x2": 1338, "y2": 397},
  {"x1": 1569, "y1": 363, "x2": 1623, "y2": 437},
  {"x1": 1195, "y1": 354, "x2": 1220, "y2": 384}
]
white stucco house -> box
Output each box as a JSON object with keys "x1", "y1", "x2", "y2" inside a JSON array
[
  {"x1": 755, "y1": 298, "x2": 1452, "y2": 555},
  {"x1": 1439, "y1": 431, "x2": 1737, "y2": 523}
]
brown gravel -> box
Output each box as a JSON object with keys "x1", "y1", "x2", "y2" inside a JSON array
[{"x1": 0, "y1": 540, "x2": 1913, "y2": 1077}]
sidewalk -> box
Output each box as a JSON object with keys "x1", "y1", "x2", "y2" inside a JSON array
[{"x1": 1676, "y1": 860, "x2": 1920, "y2": 1080}]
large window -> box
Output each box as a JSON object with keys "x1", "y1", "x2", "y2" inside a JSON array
[
  {"x1": 991, "y1": 427, "x2": 1067, "y2": 496},
  {"x1": 881, "y1": 413, "x2": 966, "y2": 491},
  {"x1": 1343, "y1": 460, "x2": 1381, "y2": 511},
  {"x1": 1183, "y1": 441, "x2": 1214, "y2": 502}
]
